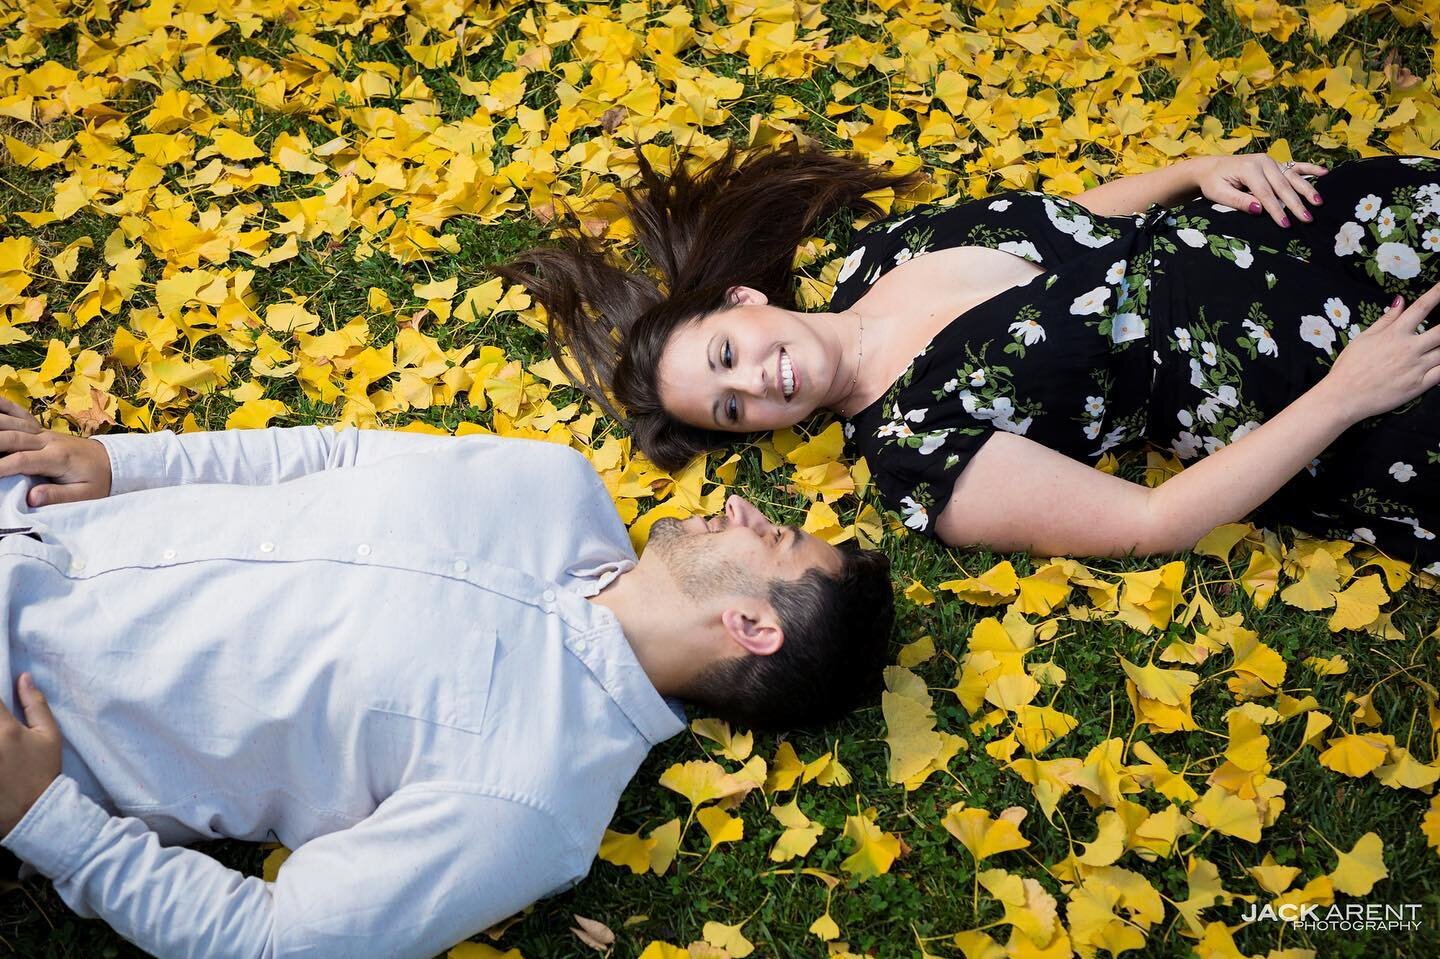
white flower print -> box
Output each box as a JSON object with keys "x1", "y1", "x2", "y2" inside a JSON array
[
  {"x1": 1353, "y1": 527, "x2": 1377, "y2": 544},
  {"x1": 1390, "y1": 461, "x2": 1416, "y2": 482},
  {"x1": 918, "y1": 432, "x2": 947, "y2": 455},
  {"x1": 1334, "y1": 221, "x2": 1364, "y2": 256},
  {"x1": 1176, "y1": 228, "x2": 1207, "y2": 248},
  {"x1": 1426, "y1": 561, "x2": 1440, "y2": 576},
  {"x1": 1009, "y1": 318, "x2": 1047, "y2": 345},
  {"x1": 1215, "y1": 384, "x2": 1239, "y2": 407},
  {"x1": 1242, "y1": 319, "x2": 1278, "y2": 356},
  {"x1": 988, "y1": 199, "x2": 1012, "y2": 211},
  {"x1": 1070, "y1": 286, "x2": 1110, "y2": 315},
  {"x1": 1105, "y1": 260, "x2": 1126, "y2": 284},
  {"x1": 1202, "y1": 435, "x2": 1226, "y2": 455},
  {"x1": 1174, "y1": 327, "x2": 1192, "y2": 351},
  {"x1": 1377, "y1": 208, "x2": 1397, "y2": 237},
  {"x1": 997, "y1": 240, "x2": 1042, "y2": 263},
  {"x1": 1323, "y1": 297, "x2": 1350, "y2": 328},
  {"x1": 1092, "y1": 424, "x2": 1128, "y2": 455},
  {"x1": 894, "y1": 248, "x2": 915, "y2": 265},
  {"x1": 1196, "y1": 395, "x2": 1223, "y2": 424},
  {"x1": 1172, "y1": 431, "x2": 1202, "y2": 459},
  {"x1": 1390, "y1": 516, "x2": 1436, "y2": 540},
  {"x1": 969, "y1": 369, "x2": 987, "y2": 387},
  {"x1": 1176, "y1": 408, "x2": 1194, "y2": 427},
  {"x1": 903, "y1": 407, "x2": 928, "y2": 423},
  {"x1": 1189, "y1": 357, "x2": 1205, "y2": 388},
  {"x1": 958, "y1": 389, "x2": 980, "y2": 414},
  {"x1": 837, "y1": 247, "x2": 866, "y2": 284},
  {"x1": 1230, "y1": 421, "x2": 1260, "y2": 442},
  {"x1": 1042, "y1": 197, "x2": 1114, "y2": 248},
  {"x1": 1355, "y1": 194, "x2": 1382, "y2": 221},
  {"x1": 1084, "y1": 420, "x2": 1102, "y2": 440},
  {"x1": 942, "y1": 378, "x2": 959, "y2": 393},
  {"x1": 1200, "y1": 341, "x2": 1218, "y2": 366},
  {"x1": 1084, "y1": 395, "x2": 1105, "y2": 417},
  {"x1": 1376, "y1": 241, "x2": 1421, "y2": 279},
  {"x1": 885, "y1": 215, "x2": 914, "y2": 233},
  {"x1": 1111, "y1": 312, "x2": 1145, "y2": 344},
  {"x1": 1424, "y1": 229, "x2": 1440, "y2": 252},
  {"x1": 1299, "y1": 315, "x2": 1336, "y2": 352},
  {"x1": 997, "y1": 414, "x2": 1033, "y2": 435},
  {"x1": 877, "y1": 420, "x2": 914, "y2": 439},
  {"x1": 1232, "y1": 243, "x2": 1253, "y2": 269},
  {"x1": 843, "y1": 421, "x2": 856, "y2": 440},
  {"x1": 900, "y1": 496, "x2": 929, "y2": 530},
  {"x1": 1346, "y1": 323, "x2": 1361, "y2": 340}
]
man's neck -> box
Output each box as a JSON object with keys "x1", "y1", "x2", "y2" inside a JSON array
[{"x1": 588, "y1": 568, "x2": 703, "y2": 700}]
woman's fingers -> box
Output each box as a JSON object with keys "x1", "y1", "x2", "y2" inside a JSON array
[
  {"x1": 1262, "y1": 163, "x2": 1312, "y2": 225},
  {"x1": 1288, "y1": 162, "x2": 1329, "y2": 203},
  {"x1": 1242, "y1": 170, "x2": 1289, "y2": 227}
]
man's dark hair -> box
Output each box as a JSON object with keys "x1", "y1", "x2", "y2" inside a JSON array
[{"x1": 676, "y1": 543, "x2": 895, "y2": 733}]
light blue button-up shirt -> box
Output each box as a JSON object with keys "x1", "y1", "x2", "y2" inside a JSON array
[{"x1": 0, "y1": 426, "x2": 687, "y2": 958}]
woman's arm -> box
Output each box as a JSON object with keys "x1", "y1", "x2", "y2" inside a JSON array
[
  {"x1": 1072, "y1": 154, "x2": 1329, "y2": 228},
  {"x1": 939, "y1": 288, "x2": 1440, "y2": 557},
  {"x1": 1070, "y1": 158, "x2": 1205, "y2": 218}
]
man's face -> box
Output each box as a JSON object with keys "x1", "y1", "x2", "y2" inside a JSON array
[{"x1": 644, "y1": 495, "x2": 842, "y2": 602}]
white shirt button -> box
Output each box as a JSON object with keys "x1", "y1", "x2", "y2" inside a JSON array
[
  {"x1": 574, "y1": 639, "x2": 588, "y2": 654},
  {"x1": 356, "y1": 544, "x2": 371, "y2": 557},
  {"x1": 259, "y1": 542, "x2": 275, "y2": 553},
  {"x1": 453, "y1": 559, "x2": 468, "y2": 573},
  {"x1": 542, "y1": 589, "x2": 557, "y2": 603},
  {"x1": 162, "y1": 549, "x2": 176, "y2": 560},
  {"x1": 69, "y1": 559, "x2": 86, "y2": 573}
]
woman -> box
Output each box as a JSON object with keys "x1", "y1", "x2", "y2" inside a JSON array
[{"x1": 495, "y1": 141, "x2": 1440, "y2": 570}]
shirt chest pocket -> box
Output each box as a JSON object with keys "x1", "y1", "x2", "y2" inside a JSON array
[{"x1": 355, "y1": 625, "x2": 500, "y2": 791}]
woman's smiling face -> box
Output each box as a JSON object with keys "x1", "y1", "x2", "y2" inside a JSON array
[{"x1": 657, "y1": 289, "x2": 837, "y2": 433}]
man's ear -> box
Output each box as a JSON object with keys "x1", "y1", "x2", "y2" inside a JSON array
[
  {"x1": 726, "y1": 285, "x2": 769, "y2": 307},
  {"x1": 719, "y1": 603, "x2": 784, "y2": 656}
]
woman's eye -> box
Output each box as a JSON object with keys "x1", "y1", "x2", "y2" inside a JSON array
[{"x1": 722, "y1": 341, "x2": 733, "y2": 368}]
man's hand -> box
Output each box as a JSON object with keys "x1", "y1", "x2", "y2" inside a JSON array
[
  {"x1": 0, "y1": 674, "x2": 62, "y2": 837},
  {"x1": 0, "y1": 397, "x2": 112, "y2": 506}
]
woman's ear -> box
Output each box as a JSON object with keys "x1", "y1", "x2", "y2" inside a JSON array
[
  {"x1": 726, "y1": 285, "x2": 769, "y2": 307},
  {"x1": 719, "y1": 604, "x2": 785, "y2": 656}
]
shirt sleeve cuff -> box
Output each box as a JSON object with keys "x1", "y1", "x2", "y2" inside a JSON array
[
  {"x1": 0, "y1": 774, "x2": 112, "y2": 881},
  {"x1": 93, "y1": 432, "x2": 171, "y2": 496}
]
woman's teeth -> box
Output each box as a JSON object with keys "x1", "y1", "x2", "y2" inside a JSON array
[{"x1": 780, "y1": 349, "x2": 795, "y2": 400}]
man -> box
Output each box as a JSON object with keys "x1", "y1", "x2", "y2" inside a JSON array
[{"x1": 0, "y1": 397, "x2": 895, "y2": 959}]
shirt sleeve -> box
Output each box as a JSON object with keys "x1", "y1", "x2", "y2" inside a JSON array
[
  {"x1": 1, "y1": 775, "x2": 586, "y2": 959},
  {"x1": 93, "y1": 426, "x2": 470, "y2": 495}
]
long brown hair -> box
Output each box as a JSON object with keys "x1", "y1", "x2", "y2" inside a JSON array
[{"x1": 491, "y1": 137, "x2": 928, "y2": 471}]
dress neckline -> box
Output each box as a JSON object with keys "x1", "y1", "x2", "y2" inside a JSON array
[{"x1": 835, "y1": 245, "x2": 1051, "y2": 425}]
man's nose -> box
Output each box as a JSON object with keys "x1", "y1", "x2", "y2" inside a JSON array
[{"x1": 725, "y1": 494, "x2": 775, "y2": 533}]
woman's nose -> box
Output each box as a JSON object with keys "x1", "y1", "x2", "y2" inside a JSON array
[{"x1": 735, "y1": 363, "x2": 767, "y2": 400}]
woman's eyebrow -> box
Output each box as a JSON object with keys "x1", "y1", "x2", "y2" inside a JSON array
[{"x1": 706, "y1": 333, "x2": 716, "y2": 372}]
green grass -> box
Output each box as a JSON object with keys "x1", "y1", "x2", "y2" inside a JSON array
[{"x1": 3, "y1": 0, "x2": 1440, "y2": 957}]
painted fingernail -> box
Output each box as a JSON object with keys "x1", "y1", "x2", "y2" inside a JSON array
[
  {"x1": 1301, "y1": 211, "x2": 1312, "y2": 222},
  {"x1": 1249, "y1": 201, "x2": 1261, "y2": 214},
  {"x1": 1313, "y1": 194, "x2": 1323, "y2": 204},
  {"x1": 1393, "y1": 295, "x2": 1403, "y2": 309},
  {"x1": 1281, "y1": 215, "x2": 1291, "y2": 227}
]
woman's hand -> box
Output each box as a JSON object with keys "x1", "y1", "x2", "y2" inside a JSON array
[
  {"x1": 0, "y1": 397, "x2": 112, "y2": 506},
  {"x1": 1190, "y1": 154, "x2": 1328, "y2": 228},
  {"x1": 1323, "y1": 282, "x2": 1440, "y2": 422}
]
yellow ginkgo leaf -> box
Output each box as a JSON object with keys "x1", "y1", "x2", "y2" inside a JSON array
[
  {"x1": 943, "y1": 803, "x2": 1031, "y2": 862},
  {"x1": 702, "y1": 920, "x2": 753, "y2": 958},
  {"x1": 1328, "y1": 832, "x2": 1387, "y2": 896},
  {"x1": 696, "y1": 805, "x2": 743, "y2": 851},
  {"x1": 1190, "y1": 787, "x2": 1262, "y2": 842},
  {"x1": 1318, "y1": 733, "x2": 1391, "y2": 778},
  {"x1": 840, "y1": 809, "x2": 901, "y2": 881}
]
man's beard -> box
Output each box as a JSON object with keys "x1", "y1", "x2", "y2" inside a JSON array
[{"x1": 648, "y1": 517, "x2": 763, "y2": 602}]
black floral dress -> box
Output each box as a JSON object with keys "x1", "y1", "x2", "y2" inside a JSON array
[{"x1": 829, "y1": 154, "x2": 1440, "y2": 571}]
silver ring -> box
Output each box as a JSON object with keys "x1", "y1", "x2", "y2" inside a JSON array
[{"x1": 1281, "y1": 160, "x2": 1296, "y2": 171}]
